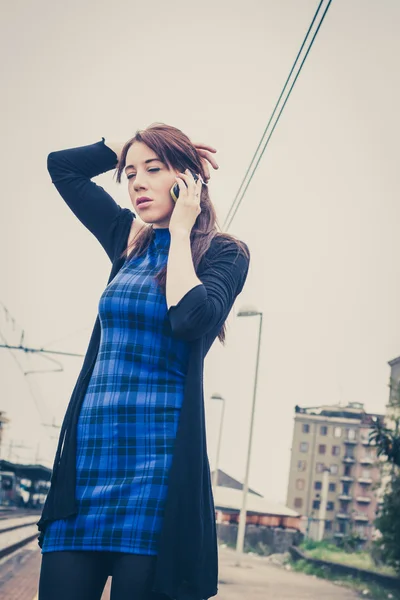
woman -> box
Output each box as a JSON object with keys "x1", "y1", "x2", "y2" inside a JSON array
[{"x1": 37, "y1": 123, "x2": 250, "y2": 600}]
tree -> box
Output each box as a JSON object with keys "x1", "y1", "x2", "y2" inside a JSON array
[
  {"x1": 374, "y1": 476, "x2": 400, "y2": 572},
  {"x1": 370, "y1": 377, "x2": 400, "y2": 572},
  {"x1": 370, "y1": 416, "x2": 400, "y2": 467}
]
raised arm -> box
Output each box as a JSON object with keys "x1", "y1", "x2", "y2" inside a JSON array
[
  {"x1": 47, "y1": 137, "x2": 134, "y2": 260},
  {"x1": 167, "y1": 239, "x2": 250, "y2": 342}
]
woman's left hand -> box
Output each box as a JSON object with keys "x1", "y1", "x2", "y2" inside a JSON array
[
  {"x1": 192, "y1": 142, "x2": 219, "y2": 183},
  {"x1": 169, "y1": 169, "x2": 202, "y2": 237}
]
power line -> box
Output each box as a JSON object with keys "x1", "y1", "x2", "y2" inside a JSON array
[
  {"x1": 223, "y1": 0, "x2": 326, "y2": 230},
  {"x1": 0, "y1": 300, "x2": 84, "y2": 438},
  {"x1": 223, "y1": 0, "x2": 334, "y2": 232},
  {"x1": 0, "y1": 328, "x2": 48, "y2": 424},
  {"x1": 39, "y1": 326, "x2": 90, "y2": 350},
  {"x1": 0, "y1": 343, "x2": 84, "y2": 360}
]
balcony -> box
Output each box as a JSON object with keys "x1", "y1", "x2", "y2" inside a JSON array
[
  {"x1": 358, "y1": 477, "x2": 372, "y2": 485},
  {"x1": 334, "y1": 532, "x2": 345, "y2": 538},
  {"x1": 338, "y1": 494, "x2": 352, "y2": 501},
  {"x1": 336, "y1": 513, "x2": 350, "y2": 520},
  {"x1": 340, "y1": 476, "x2": 354, "y2": 483},
  {"x1": 361, "y1": 438, "x2": 375, "y2": 446},
  {"x1": 356, "y1": 496, "x2": 371, "y2": 504},
  {"x1": 343, "y1": 456, "x2": 356, "y2": 464},
  {"x1": 354, "y1": 530, "x2": 369, "y2": 542},
  {"x1": 360, "y1": 457, "x2": 374, "y2": 466},
  {"x1": 354, "y1": 513, "x2": 369, "y2": 522},
  {"x1": 344, "y1": 438, "x2": 357, "y2": 445}
]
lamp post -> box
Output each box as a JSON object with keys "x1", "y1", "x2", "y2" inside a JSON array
[
  {"x1": 317, "y1": 467, "x2": 330, "y2": 541},
  {"x1": 211, "y1": 393, "x2": 225, "y2": 491},
  {"x1": 235, "y1": 306, "x2": 263, "y2": 566}
]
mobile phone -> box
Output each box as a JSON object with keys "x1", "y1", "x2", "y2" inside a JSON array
[{"x1": 170, "y1": 170, "x2": 199, "y2": 202}]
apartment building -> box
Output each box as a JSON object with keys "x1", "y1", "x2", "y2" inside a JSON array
[
  {"x1": 286, "y1": 402, "x2": 383, "y2": 543},
  {"x1": 378, "y1": 355, "x2": 400, "y2": 502},
  {"x1": 387, "y1": 355, "x2": 400, "y2": 415}
]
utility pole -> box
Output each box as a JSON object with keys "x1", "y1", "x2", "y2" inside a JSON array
[
  {"x1": 35, "y1": 441, "x2": 41, "y2": 464},
  {"x1": 7, "y1": 440, "x2": 31, "y2": 462}
]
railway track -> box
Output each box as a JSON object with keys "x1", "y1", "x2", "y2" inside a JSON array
[
  {"x1": 0, "y1": 509, "x2": 41, "y2": 521},
  {"x1": 0, "y1": 513, "x2": 40, "y2": 560}
]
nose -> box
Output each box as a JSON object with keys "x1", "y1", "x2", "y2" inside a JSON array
[{"x1": 133, "y1": 172, "x2": 148, "y2": 191}]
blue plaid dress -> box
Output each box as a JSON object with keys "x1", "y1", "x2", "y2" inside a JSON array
[{"x1": 41, "y1": 227, "x2": 190, "y2": 555}]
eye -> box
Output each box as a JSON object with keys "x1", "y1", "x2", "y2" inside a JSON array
[{"x1": 127, "y1": 168, "x2": 160, "y2": 180}]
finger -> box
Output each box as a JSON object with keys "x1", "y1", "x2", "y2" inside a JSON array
[
  {"x1": 197, "y1": 177, "x2": 203, "y2": 198},
  {"x1": 194, "y1": 180, "x2": 202, "y2": 204},
  {"x1": 175, "y1": 174, "x2": 190, "y2": 198},
  {"x1": 177, "y1": 172, "x2": 189, "y2": 183},
  {"x1": 197, "y1": 149, "x2": 219, "y2": 170},
  {"x1": 184, "y1": 169, "x2": 197, "y2": 192},
  {"x1": 193, "y1": 142, "x2": 217, "y2": 153},
  {"x1": 174, "y1": 175, "x2": 185, "y2": 190}
]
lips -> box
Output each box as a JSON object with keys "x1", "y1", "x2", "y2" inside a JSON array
[{"x1": 136, "y1": 197, "x2": 153, "y2": 207}]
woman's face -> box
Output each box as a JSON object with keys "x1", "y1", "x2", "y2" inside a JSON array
[{"x1": 124, "y1": 141, "x2": 178, "y2": 229}]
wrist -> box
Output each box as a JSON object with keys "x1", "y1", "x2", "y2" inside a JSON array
[
  {"x1": 103, "y1": 140, "x2": 125, "y2": 164},
  {"x1": 169, "y1": 227, "x2": 192, "y2": 240}
]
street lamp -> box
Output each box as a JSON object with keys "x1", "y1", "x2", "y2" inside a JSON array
[
  {"x1": 317, "y1": 467, "x2": 330, "y2": 541},
  {"x1": 235, "y1": 305, "x2": 263, "y2": 566},
  {"x1": 211, "y1": 393, "x2": 225, "y2": 491}
]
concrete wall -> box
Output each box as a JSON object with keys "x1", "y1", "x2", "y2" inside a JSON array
[{"x1": 217, "y1": 523, "x2": 303, "y2": 555}]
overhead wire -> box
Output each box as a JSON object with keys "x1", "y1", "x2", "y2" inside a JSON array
[
  {"x1": 223, "y1": 0, "x2": 333, "y2": 232},
  {"x1": 0, "y1": 299, "x2": 84, "y2": 442}
]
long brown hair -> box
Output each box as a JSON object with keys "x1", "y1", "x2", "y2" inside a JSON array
[{"x1": 113, "y1": 122, "x2": 249, "y2": 345}]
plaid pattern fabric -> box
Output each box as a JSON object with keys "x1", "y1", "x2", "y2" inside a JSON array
[{"x1": 42, "y1": 228, "x2": 190, "y2": 555}]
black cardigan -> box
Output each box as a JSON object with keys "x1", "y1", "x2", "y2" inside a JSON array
[{"x1": 37, "y1": 139, "x2": 250, "y2": 600}]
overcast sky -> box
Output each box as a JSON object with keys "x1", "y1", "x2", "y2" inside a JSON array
[{"x1": 1, "y1": 0, "x2": 399, "y2": 504}]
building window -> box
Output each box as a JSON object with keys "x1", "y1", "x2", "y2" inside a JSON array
[
  {"x1": 325, "y1": 520, "x2": 332, "y2": 531},
  {"x1": 347, "y1": 428, "x2": 356, "y2": 440},
  {"x1": 361, "y1": 429, "x2": 373, "y2": 444},
  {"x1": 329, "y1": 483, "x2": 336, "y2": 492},
  {"x1": 296, "y1": 479, "x2": 305, "y2": 490},
  {"x1": 312, "y1": 500, "x2": 320, "y2": 510},
  {"x1": 334, "y1": 427, "x2": 342, "y2": 438},
  {"x1": 332, "y1": 446, "x2": 340, "y2": 456},
  {"x1": 297, "y1": 460, "x2": 307, "y2": 471},
  {"x1": 339, "y1": 521, "x2": 347, "y2": 534},
  {"x1": 316, "y1": 463, "x2": 324, "y2": 473},
  {"x1": 330, "y1": 464, "x2": 338, "y2": 475},
  {"x1": 355, "y1": 525, "x2": 365, "y2": 537},
  {"x1": 294, "y1": 497, "x2": 303, "y2": 509},
  {"x1": 327, "y1": 501, "x2": 334, "y2": 511},
  {"x1": 320, "y1": 426, "x2": 328, "y2": 436},
  {"x1": 300, "y1": 442, "x2": 309, "y2": 453},
  {"x1": 302, "y1": 423, "x2": 310, "y2": 433},
  {"x1": 314, "y1": 481, "x2": 322, "y2": 490},
  {"x1": 319, "y1": 444, "x2": 326, "y2": 454},
  {"x1": 345, "y1": 446, "x2": 355, "y2": 458},
  {"x1": 344, "y1": 465, "x2": 352, "y2": 476}
]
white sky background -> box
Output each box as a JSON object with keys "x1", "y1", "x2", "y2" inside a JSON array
[{"x1": 1, "y1": 0, "x2": 399, "y2": 504}]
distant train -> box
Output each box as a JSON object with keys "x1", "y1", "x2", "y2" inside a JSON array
[{"x1": 0, "y1": 470, "x2": 50, "y2": 507}]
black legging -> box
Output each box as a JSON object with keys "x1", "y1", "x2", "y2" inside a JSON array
[{"x1": 38, "y1": 551, "x2": 168, "y2": 600}]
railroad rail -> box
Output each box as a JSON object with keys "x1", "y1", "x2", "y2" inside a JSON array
[{"x1": 0, "y1": 513, "x2": 40, "y2": 560}]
